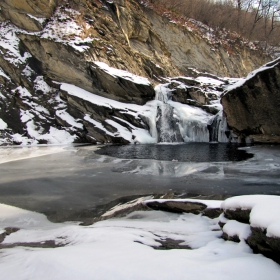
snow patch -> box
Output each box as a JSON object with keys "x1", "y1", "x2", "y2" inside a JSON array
[
  {"x1": 41, "y1": 7, "x2": 93, "y2": 52},
  {"x1": 12, "y1": 86, "x2": 32, "y2": 97},
  {"x1": 0, "y1": 22, "x2": 31, "y2": 66},
  {"x1": 27, "y1": 14, "x2": 46, "y2": 25},
  {"x1": 33, "y1": 76, "x2": 52, "y2": 94},
  {"x1": 56, "y1": 110, "x2": 83, "y2": 129},
  {"x1": 94, "y1": 61, "x2": 151, "y2": 85},
  {"x1": 223, "y1": 220, "x2": 251, "y2": 240},
  {"x1": 195, "y1": 76, "x2": 224, "y2": 86},
  {"x1": 0, "y1": 118, "x2": 8, "y2": 130}
]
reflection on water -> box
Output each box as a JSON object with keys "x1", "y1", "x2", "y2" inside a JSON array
[
  {"x1": 0, "y1": 144, "x2": 279, "y2": 222},
  {"x1": 111, "y1": 160, "x2": 224, "y2": 178},
  {"x1": 95, "y1": 143, "x2": 253, "y2": 162}
]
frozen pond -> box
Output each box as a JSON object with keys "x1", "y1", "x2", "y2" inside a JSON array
[
  {"x1": 96, "y1": 143, "x2": 253, "y2": 162},
  {"x1": 0, "y1": 144, "x2": 279, "y2": 222}
]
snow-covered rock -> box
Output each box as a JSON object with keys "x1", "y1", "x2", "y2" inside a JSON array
[{"x1": 221, "y1": 195, "x2": 280, "y2": 264}]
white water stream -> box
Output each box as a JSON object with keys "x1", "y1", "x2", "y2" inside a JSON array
[{"x1": 150, "y1": 84, "x2": 229, "y2": 143}]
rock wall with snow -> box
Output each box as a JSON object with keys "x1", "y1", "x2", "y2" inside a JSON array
[
  {"x1": 0, "y1": 0, "x2": 272, "y2": 145},
  {"x1": 221, "y1": 58, "x2": 280, "y2": 143}
]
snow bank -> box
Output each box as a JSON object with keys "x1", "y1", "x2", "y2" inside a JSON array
[
  {"x1": 222, "y1": 195, "x2": 280, "y2": 238},
  {"x1": 0, "y1": 203, "x2": 280, "y2": 279},
  {"x1": 250, "y1": 200, "x2": 280, "y2": 237},
  {"x1": 223, "y1": 220, "x2": 251, "y2": 240},
  {"x1": 221, "y1": 195, "x2": 280, "y2": 211},
  {"x1": 195, "y1": 76, "x2": 224, "y2": 86}
]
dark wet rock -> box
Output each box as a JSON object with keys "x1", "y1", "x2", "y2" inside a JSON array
[
  {"x1": 222, "y1": 232, "x2": 240, "y2": 243},
  {"x1": 218, "y1": 221, "x2": 226, "y2": 229},
  {"x1": 146, "y1": 199, "x2": 222, "y2": 218},
  {"x1": 224, "y1": 209, "x2": 251, "y2": 224},
  {"x1": 221, "y1": 200, "x2": 280, "y2": 264},
  {"x1": 222, "y1": 58, "x2": 280, "y2": 143},
  {"x1": 145, "y1": 200, "x2": 207, "y2": 214},
  {"x1": 202, "y1": 105, "x2": 220, "y2": 115},
  {"x1": 168, "y1": 78, "x2": 210, "y2": 108},
  {"x1": 203, "y1": 208, "x2": 223, "y2": 219},
  {"x1": 247, "y1": 227, "x2": 280, "y2": 264}
]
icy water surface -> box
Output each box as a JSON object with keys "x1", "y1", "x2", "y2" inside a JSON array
[
  {"x1": 95, "y1": 143, "x2": 253, "y2": 162},
  {"x1": 0, "y1": 144, "x2": 279, "y2": 222}
]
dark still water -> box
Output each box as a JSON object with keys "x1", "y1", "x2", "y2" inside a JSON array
[{"x1": 95, "y1": 143, "x2": 253, "y2": 162}]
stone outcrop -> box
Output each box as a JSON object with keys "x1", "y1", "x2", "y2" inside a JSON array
[
  {"x1": 167, "y1": 77, "x2": 224, "y2": 114},
  {"x1": 145, "y1": 200, "x2": 222, "y2": 218},
  {"x1": 221, "y1": 58, "x2": 280, "y2": 143},
  {"x1": 143, "y1": 5, "x2": 267, "y2": 78},
  {"x1": 221, "y1": 220, "x2": 280, "y2": 265},
  {"x1": 1, "y1": 0, "x2": 58, "y2": 31},
  {"x1": 220, "y1": 196, "x2": 280, "y2": 264},
  {"x1": 0, "y1": 0, "x2": 271, "y2": 81},
  {"x1": 0, "y1": 0, "x2": 274, "y2": 145}
]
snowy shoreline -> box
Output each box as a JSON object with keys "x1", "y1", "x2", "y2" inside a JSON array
[{"x1": 1, "y1": 195, "x2": 280, "y2": 279}]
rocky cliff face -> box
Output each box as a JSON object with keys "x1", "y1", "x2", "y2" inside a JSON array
[
  {"x1": 0, "y1": 0, "x2": 273, "y2": 145},
  {"x1": 221, "y1": 58, "x2": 280, "y2": 143}
]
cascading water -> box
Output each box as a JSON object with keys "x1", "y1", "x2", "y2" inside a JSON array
[
  {"x1": 155, "y1": 85, "x2": 183, "y2": 143},
  {"x1": 207, "y1": 111, "x2": 230, "y2": 142},
  {"x1": 148, "y1": 83, "x2": 230, "y2": 143}
]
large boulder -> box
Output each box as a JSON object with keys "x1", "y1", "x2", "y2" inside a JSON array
[
  {"x1": 145, "y1": 199, "x2": 222, "y2": 218},
  {"x1": 221, "y1": 58, "x2": 280, "y2": 143},
  {"x1": 220, "y1": 195, "x2": 280, "y2": 264}
]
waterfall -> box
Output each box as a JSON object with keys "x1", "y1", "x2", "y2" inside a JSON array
[
  {"x1": 207, "y1": 111, "x2": 230, "y2": 142},
  {"x1": 154, "y1": 85, "x2": 183, "y2": 143},
  {"x1": 147, "y1": 84, "x2": 230, "y2": 143}
]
